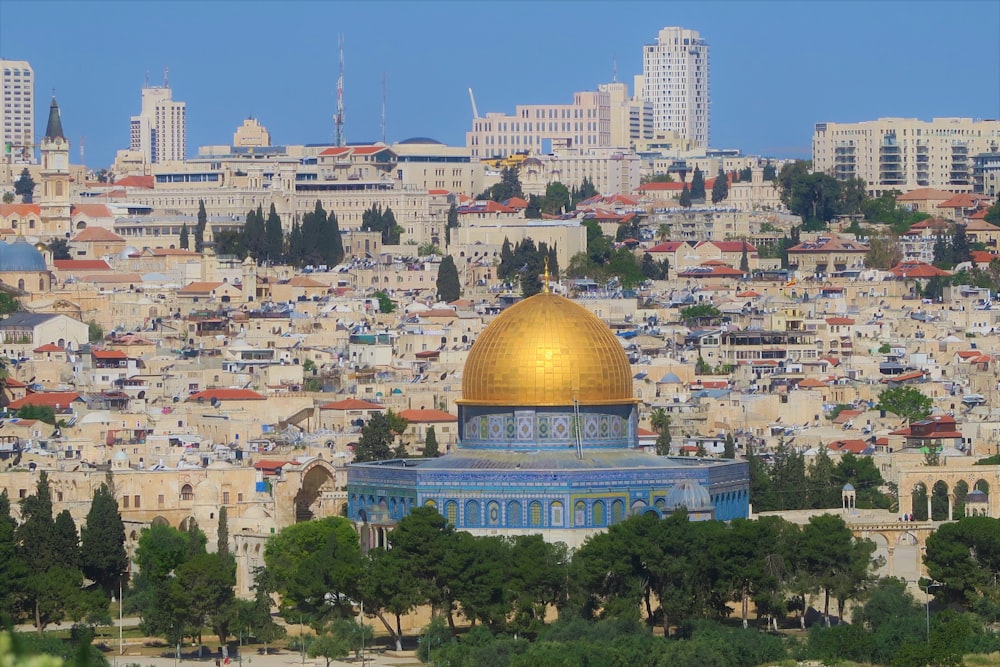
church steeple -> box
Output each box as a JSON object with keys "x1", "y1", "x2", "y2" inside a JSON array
[{"x1": 44, "y1": 97, "x2": 65, "y2": 141}]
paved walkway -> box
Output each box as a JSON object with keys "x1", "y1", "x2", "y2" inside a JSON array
[{"x1": 110, "y1": 652, "x2": 421, "y2": 667}]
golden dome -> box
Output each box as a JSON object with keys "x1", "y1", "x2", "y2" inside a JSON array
[{"x1": 460, "y1": 293, "x2": 635, "y2": 406}]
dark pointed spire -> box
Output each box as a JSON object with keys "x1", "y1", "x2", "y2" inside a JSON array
[{"x1": 45, "y1": 97, "x2": 65, "y2": 141}]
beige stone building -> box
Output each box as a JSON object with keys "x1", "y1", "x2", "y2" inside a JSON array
[
  {"x1": 466, "y1": 90, "x2": 612, "y2": 160},
  {"x1": 813, "y1": 117, "x2": 1000, "y2": 195}
]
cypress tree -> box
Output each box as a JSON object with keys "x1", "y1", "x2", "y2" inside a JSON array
[
  {"x1": 265, "y1": 204, "x2": 284, "y2": 264},
  {"x1": 195, "y1": 199, "x2": 207, "y2": 253},
  {"x1": 217, "y1": 506, "x2": 229, "y2": 558},
  {"x1": 436, "y1": 255, "x2": 461, "y2": 303},
  {"x1": 711, "y1": 168, "x2": 729, "y2": 204},
  {"x1": 740, "y1": 240, "x2": 750, "y2": 272},
  {"x1": 179, "y1": 224, "x2": 189, "y2": 250},
  {"x1": 423, "y1": 426, "x2": 440, "y2": 457},
  {"x1": 690, "y1": 167, "x2": 706, "y2": 201},
  {"x1": 53, "y1": 509, "x2": 81, "y2": 570},
  {"x1": 679, "y1": 184, "x2": 692, "y2": 208},
  {"x1": 81, "y1": 483, "x2": 128, "y2": 596}
]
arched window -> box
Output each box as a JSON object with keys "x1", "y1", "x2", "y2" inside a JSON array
[
  {"x1": 17, "y1": 279, "x2": 24, "y2": 291},
  {"x1": 39, "y1": 278, "x2": 45, "y2": 291},
  {"x1": 180, "y1": 484, "x2": 194, "y2": 501},
  {"x1": 574, "y1": 501, "x2": 586, "y2": 526},
  {"x1": 507, "y1": 501, "x2": 522, "y2": 527},
  {"x1": 465, "y1": 500, "x2": 481, "y2": 527},
  {"x1": 487, "y1": 501, "x2": 500, "y2": 526},
  {"x1": 444, "y1": 500, "x2": 457, "y2": 526},
  {"x1": 423, "y1": 499, "x2": 437, "y2": 508},
  {"x1": 592, "y1": 501, "x2": 606, "y2": 526},
  {"x1": 611, "y1": 499, "x2": 625, "y2": 524},
  {"x1": 55, "y1": 182, "x2": 64, "y2": 197},
  {"x1": 529, "y1": 501, "x2": 542, "y2": 527},
  {"x1": 550, "y1": 501, "x2": 564, "y2": 527}
]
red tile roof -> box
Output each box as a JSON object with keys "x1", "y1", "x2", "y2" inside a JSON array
[
  {"x1": 186, "y1": 389, "x2": 266, "y2": 402},
  {"x1": 647, "y1": 241, "x2": 686, "y2": 253},
  {"x1": 827, "y1": 439, "x2": 869, "y2": 454},
  {"x1": 114, "y1": 175, "x2": 154, "y2": 189},
  {"x1": 797, "y1": 378, "x2": 828, "y2": 388},
  {"x1": 70, "y1": 226, "x2": 124, "y2": 242},
  {"x1": 428, "y1": 189, "x2": 450, "y2": 196},
  {"x1": 71, "y1": 204, "x2": 114, "y2": 219},
  {"x1": 178, "y1": 281, "x2": 227, "y2": 294},
  {"x1": 896, "y1": 188, "x2": 953, "y2": 201},
  {"x1": 319, "y1": 398, "x2": 384, "y2": 410},
  {"x1": 318, "y1": 145, "x2": 389, "y2": 157},
  {"x1": 33, "y1": 343, "x2": 63, "y2": 353},
  {"x1": 937, "y1": 193, "x2": 988, "y2": 209},
  {"x1": 825, "y1": 317, "x2": 855, "y2": 325},
  {"x1": 53, "y1": 259, "x2": 112, "y2": 271},
  {"x1": 889, "y1": 261, "x2": 951, "y2": 278},
  {"x1": 0, "y1": 203, "x2": 41, "y2": 217},
  {"x1": 704, "y1": 240, "x2": 758, "y2": 253},
  {"x1": 254, "y1": 460, "x2": 291, "y2": 472},
  {"x1": 8, "y1": 391, "x2": 82, "y2": 410},
  {"x1": 92, "y1": 349, "x2": 127, "y2": 360},
  {"x1": 398, "y1": 408, "x2": 457, "y2": 423}
]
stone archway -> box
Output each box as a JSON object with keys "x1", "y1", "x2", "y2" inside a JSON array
[
  {"x1": 898, "y1": 464, "x2": 1000, "y2": 522},
  {"x1": 291, "y1": 459, "x2": 338, "y2": 522}
]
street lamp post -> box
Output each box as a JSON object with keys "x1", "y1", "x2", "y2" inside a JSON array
[{"x1": 923, "y1": 580, "x2": 944, "y2": 641}]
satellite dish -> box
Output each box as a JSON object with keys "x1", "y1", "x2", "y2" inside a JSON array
[
  {"x1": 172, "y1": 396, "x2": 180, "y2": 403},
  {"x1": 210, "y1": 397, "x2": 220, "y2": 408},
  {"x1": 197, "y1": 396, "x2": 204, "y2": 403}
]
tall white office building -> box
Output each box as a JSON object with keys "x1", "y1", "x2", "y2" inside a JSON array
[
  {"x1": 1, "y1": 60, "x2": 35, "y2": 163},
  {"x1": 638, "y1": 27, "x2": 710, "y2": 148},
  {"x1": 130, "y1": 80, "x2": 186, "y2": 163}
]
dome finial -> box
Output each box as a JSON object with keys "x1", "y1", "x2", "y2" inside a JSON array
[{"x1": 543, "y1": 257, "x2": 550, "y2": 293}]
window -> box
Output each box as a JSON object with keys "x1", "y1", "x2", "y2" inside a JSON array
[
  {"x1": 158, "y1": 494, "x2": 165, "y2": 506},
  {"x1": 487, "y1": 501, "x2": 500, "y2": 526},
  {"x1": 222, "y1": 491, "x2": 230, "y2": 504},
  {"x1": 593, "y1": 501, "x2": 606, "y2": 526},
  {"x1": 550, "y1": 501, "x2": 564, "y2": 527},
  {"x1": 507, "y1": 501, "x2": 522, "y2": 527},
  {"x1": 180, "y1": 484, "x2": 194, "y2": 501},
  {"x1": 123, "y1": 495, "x2": 129, "y2": 508},
  {"x1": 134, "y1": 495, "x2": 140, "y2": 508},
  {"x1": 445, "y1": 500, "x2": 457, "y2": 525},
  {"x1": 529, "y1": 501, "x2": 542, "y2": 527},
  {"x1": 465, "y1": 500, "x2": 481, "y2": 527}
]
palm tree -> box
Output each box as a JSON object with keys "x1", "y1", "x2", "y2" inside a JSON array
[
  {"x1": 650, "y1": 407, "x2": 671, "y2": 434},
  {"x1": 657, "y1": 223, "x2": 672, "y2": 242}
]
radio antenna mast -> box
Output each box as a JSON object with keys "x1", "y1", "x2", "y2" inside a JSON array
[{"x1": 335, "y1": 35, "x2": 345, "y2": 146}]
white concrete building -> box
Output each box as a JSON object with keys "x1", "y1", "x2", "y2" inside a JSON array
[
  {"x1": 1, "y1": 60, "x2": 34, "y2": 163},
  {"x1": 130, "y1": 82, "x2": 187, "y2": 164},
  {"x1": 813, "y1": 117, "x2": 1000, "y2": 195},
  {"x1": 638, "y1": 27, "x2": 710, "y2": 148}
]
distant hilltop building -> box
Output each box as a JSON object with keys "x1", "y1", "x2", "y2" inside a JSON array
[
  {"x1": 129, "y1": 73, "x2": 186, "y2": 163},
  {"x1": 1, "y1": 59, "x2": 34, "y2": 163},
  {"x1": 813, "y1": 117, "x2": 1000, "y2": 196},
  {"x1": 637, "y1": 27, "x2": 710, "y2": 148}
]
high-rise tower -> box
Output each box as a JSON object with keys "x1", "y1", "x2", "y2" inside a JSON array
[
  {"x1": 0, "y1": 60, "x2": 35, "y2": 163},
  {"x1": 639, "y1": 27, "x2": 710, "y2": 147},
  {"x1": 129, "y1": 70, "x2": 186, "y2": 163}
]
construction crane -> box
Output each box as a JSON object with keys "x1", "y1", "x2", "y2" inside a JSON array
[{"x1": 468, "y1": 88, "x2": 480, "y2": 120}]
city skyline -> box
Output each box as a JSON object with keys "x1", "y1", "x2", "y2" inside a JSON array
[{"x1": 1, "y1": 0, "x2": 997, "y2": 169}]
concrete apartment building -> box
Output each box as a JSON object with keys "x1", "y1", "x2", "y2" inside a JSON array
[
  {"x1": 813, "y1": 117, "x2": 1000, "y2": 195},
  {"x1": 1, "y1": 59, "x2": 34, "y2": 164},
  {"x1": 130, "y1": 80, "x2": 187, "y2": 163},
  {"x1": 598, "y1": 81, "x2": 654, "y2": 148},
  {"x1": 637, "y1": 27, "x2": 710, "y2": 148},
  {"x1": 466, "y1": 89, "x2": 612, "y2": 159}
]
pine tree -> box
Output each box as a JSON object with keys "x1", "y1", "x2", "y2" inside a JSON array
[
  {"x1": 679, "y1": 184, "x2": 692, "y2": 208},
  {"x1": 498, "y1": 238, "x2": 514, "y2": 279},
  {"x1": 690, "y1": 167, "x2": 706, "y2": 201},
  {"x1": 355, "y1": 412, "x2": 395, "y2": 462},
  {"x1": 288, "y1": 220, "x2": 303, "y2": 266},
  {"x1": 740, "y1": 240, "x2": 750, "y2": 272},
  {"x1": 952, "y1": 223, "x2": 972, "y2": 265},
  {"x1": 0, "y1": 489, "x2": 27, "y2": 612},
  {"x1": 423, "y1": 426, "x2": 440, "y2": 457},
  {"x1": 80, "y1": 483, "x2": 128, "y2": 596},
  {"x1": 445, "y1": 203, "x2": 459, "y2": 245},
  {"x1": 179, "y1": 224, "x2": 189, "y2": 250},
  {"x1": 436, "y1": 255, "x2": 461, "y2": 303},
  {"x1": 711, "y1": 168, "x2": 729, "y2": 204},
  {"x1": 14, "y1": 167, "x2": 35, "y2": 203}
]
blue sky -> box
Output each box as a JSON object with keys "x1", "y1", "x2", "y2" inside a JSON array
[{"x1": 2, "y1": 0, "x2": 998, "y2": 169}]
